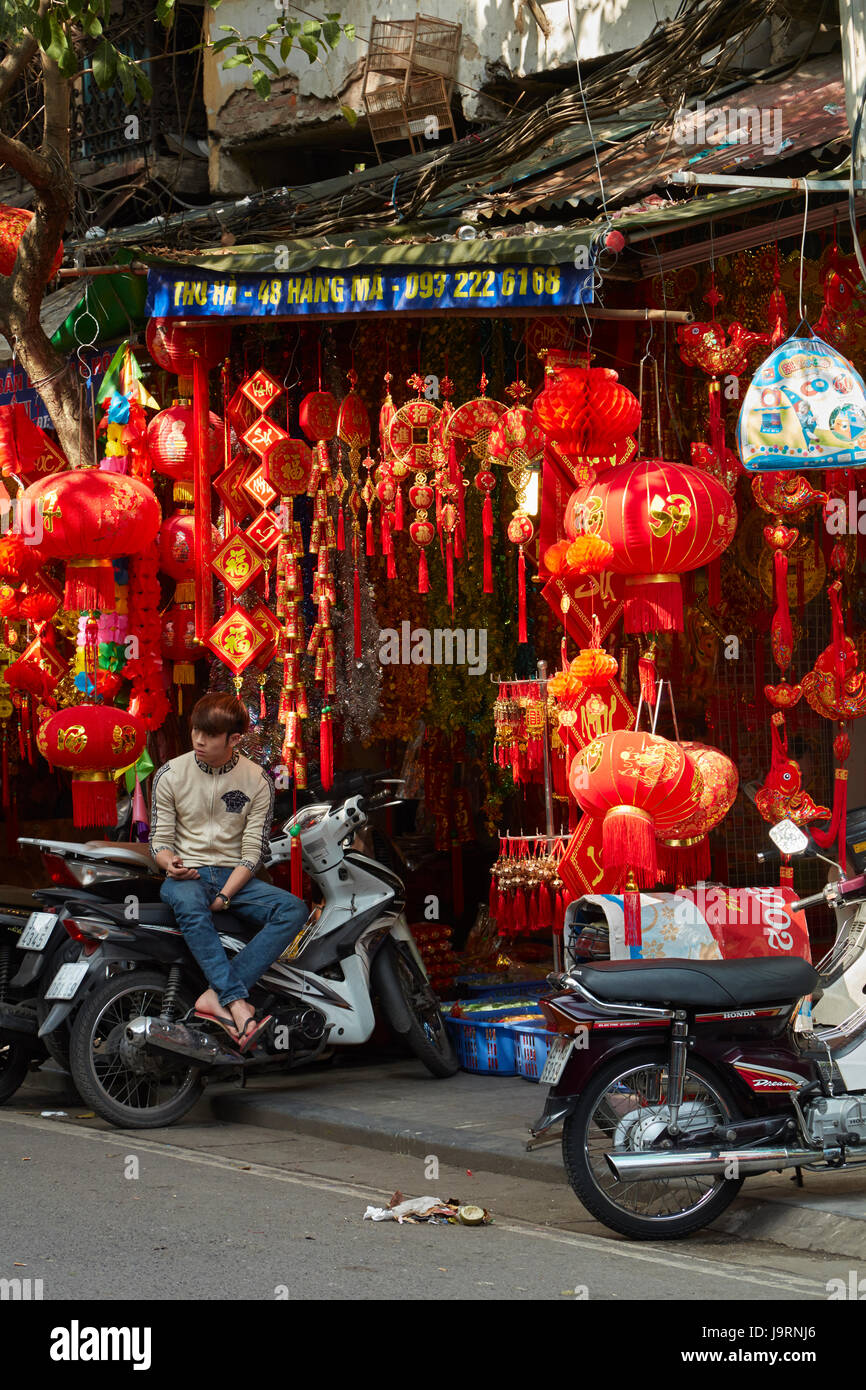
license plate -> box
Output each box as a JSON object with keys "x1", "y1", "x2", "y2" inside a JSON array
[
  {"x1": 540, "y1": 1035, "x2": 576, "y2": 1086},
  {"x1": 16, "y1": 911, "x2": 58, "y2": 951},
  {"x1": 44, "y1": 961, "x2": 89, "y2": 1001}
]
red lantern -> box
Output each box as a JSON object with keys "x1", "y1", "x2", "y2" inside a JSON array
[
  {"x1": 564, "y1": 458, "x2": 737, "y2": 633},
  {"x1": 17, "y1": 572, "x2": 61, "y2": 622},
  {"x1": 0, "y1": 206, "x2": 62, "y2": 280},
  {"x1": 5, "y1": 626, "x2": 66, "y2": 700},
  {"x1": 161, "y1": 602, "x2": 200, "y2": 711},
  {"x1": 36, "y1": 704, "x2": 146, "y2": 827},
  {"x1": 158, "y1": 511, "x2": 219, "y2": 600},
  {"x1": 299, "y1": 391, "x2": 338, "y2": 443},
  {"x1": 145, "y1": 319, "x2": 232, "y2": 378},
  {"x1": 0, "y1": 534, "x2": 42, "y2": 584},
  {"x1": 569, "y1": 730, "x2": 702, "y2": 887},
  {"x1": 657, "y1": 741, "x2": 738, "y2": 885},
  {"x1": 533, "y1": 363, "x2": 640, "y2": 458},
  {"x1": 147, "y1": 404, "x2": 223, "y2": 488},
  {"x1": 22, "y1": 471, "x2": 161, "y2": 612}
]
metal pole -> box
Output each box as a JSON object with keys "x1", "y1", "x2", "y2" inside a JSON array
[
  {"x1": 192, "y1": 353, "x2": 213, "y2": 640},
  {"x1": 537, "y1": 657, "x2": 561, "y2": 971},
  {"x1": 670, "y1": 170, "x2": 866, "y2": 192},
  {"x1": 840, "y1": 0, "x2": 866, "y2": 184}
]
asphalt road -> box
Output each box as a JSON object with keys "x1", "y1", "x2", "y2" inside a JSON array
[{"x1": 0, "y1": 1109, "x2": 845, "y2": 1303}]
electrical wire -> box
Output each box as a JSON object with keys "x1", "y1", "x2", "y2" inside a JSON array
[{"x1": 847, "y1": 77, "x2": 866, "y2": 290}]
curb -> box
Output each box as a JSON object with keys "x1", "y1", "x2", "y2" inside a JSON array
[
  {"x1": 715, "y1": 1193, "x2": 866, "y2": 1261},
  {"x1": 209, "y1": 1090, "x2": 568, "y2": 1186}
]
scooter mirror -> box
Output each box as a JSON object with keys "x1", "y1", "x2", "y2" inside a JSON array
[{"x1": 768, "y1": 818, "x2": 810, "y2": 856}]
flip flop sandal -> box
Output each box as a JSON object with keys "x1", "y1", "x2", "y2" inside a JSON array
[
  {"x1": 236, "y1": 1014, "x2": 272, "y2": 1054},
  {"x1": 193, "y1": 1009, "x2": 241, "y2": 1044}
]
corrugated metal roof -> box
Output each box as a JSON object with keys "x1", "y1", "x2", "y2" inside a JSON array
[{"x1": 460, "y1": 57, "x2": 847, "y2": 221}]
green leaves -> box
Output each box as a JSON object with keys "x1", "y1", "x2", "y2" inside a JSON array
[
  {"x1": 155, "y1": 0, "x2": 175, "y2": 26},
  {"x1": 251, "y1": 68, "x2": 270, "y2": 99},
  {"x1": 340, "y1": 104, "x2": 358, "y2": 127},
  {"x1": 298, "y1": 34, "x2": 318, "y2": 63},
  {"x1": 91, "y1": 37, "x2": 115, "y2": 89}
]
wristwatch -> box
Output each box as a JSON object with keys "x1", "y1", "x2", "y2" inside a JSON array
[{"x1": 216, "y1": 892, "x2": 231, "y2": 908}]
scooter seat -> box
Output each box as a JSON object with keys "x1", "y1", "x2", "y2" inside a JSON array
[{"x1": 570, "y1": 956, "x2": 819, "y2": 1010}]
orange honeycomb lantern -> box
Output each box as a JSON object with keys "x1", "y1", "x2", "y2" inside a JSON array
[{"x1": 533, "y1": 363, "x2": 640, "y2": 458}]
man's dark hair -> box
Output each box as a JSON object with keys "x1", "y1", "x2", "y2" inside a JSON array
[{"x1": 190, "y1": 693, "x2": 250, "y2": 739}]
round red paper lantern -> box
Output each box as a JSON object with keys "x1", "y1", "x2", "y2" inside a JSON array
[
  {"x1": 569, "y1": 730, "x2": 702, "y2": 887},
  {"x1": 488, "y1": 405, "x2": 545, "y2": 467},
  {"x1": 564, "y1": 457, "x2": 738, "y2": 633},
  {"x1": 161, "y1": 602, "x2": 200, "y2": 711},
  {"x1": 22, "y1": 471, "x2": 161, "y2": 612},
  {"x1": 0, "y1": 534, "x2": 42, "y2": 584},
  {"x1": 299, "y1": 391, "x2": 338, "y2": 443},
  {"x1": 147, "y1": 404, "x2": 223, "y2": 484},
  {"x1": 145, "y1": 319, "x2": 232, "y2": 377},
  {"x1": 0, "y1": 206, "x2": 62, "y2": 280},
  {"x1": 656, "y1": 741, "x2": 738, "y2": 884},
  {"x1": 533, "y1": 364, "x2": 640, "y2": 458},
  {"x1": 36, "y1": 704, "x2": 146, "y2": 827},
  {"x1": 158, "y1": 511, "x2": 219, "y2": 594}
]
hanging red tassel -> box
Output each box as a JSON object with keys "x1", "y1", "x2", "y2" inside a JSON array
[
  {"x1": 418, "y1": 546, "x2": 429, "y2": 594},
  {"x1": 796, "y1": 560, "x2": 805, "y2": 618},
  {"x1": 394, "y1": 484, "x2": 404, "y2": 531},
  {"x1": 518, "y1": 546, "x2": 527, "y2": 644},
  {"x1": 708, "y1": 556, "x2": 721, "y2": 607},
  {"x1": 1, "y1": 726, "x2": 8, "y2": 810},
  {"x1": 336, "y1": 507, "x2": 345, "y2": 551},
  {"x1": 489, "y1": 873, "x2": 498, "y2": 915},
  {"x1": 451, "y1": 840, "x2": 464, "y2": 918},
  {"x1": 623, "y1": 873, "x2": 642, "y2": 953},
  {"x1": 513, "y1": 889, "x2": 527, "y2": 929},
  {"x1": 353, "y1": 568, "x2": 362, "y2": 659},
  {"x1": 482, "y1": 493, "x2": 493, "y2": 594},
  {"x1": 381, "y1": 514, "x2": 391, "y2": 554},
  {"x1": 446, "y1": 536, "x2": 454, "y2": 612},
  {"x1": 320, "y1": 706, "x2": 333, "y2": 791},
  {"x1": 16, "y1": 715, "x2": 24, "y2": 760},
  {"x1": 638, "y1": 646, "x2": 657, "y2": 706},
  {"x1": 554, "y1": 889, "x2": 565, "y2": 935},
  {"x1": 365, "y1": 514, "x2": 375, "y2": 556},
  {"x1": 603, "y1": 809, "x2": 657, "y2": 887},
  {"x1": 290, "y1": 827, "x2": 304, "y2": 898},
  {"x1": 259, "y1": 676, "x2": 266, "y2": 720},
  {"x1": 387, "y1": 548, "x2": 396, "y2": 580}
]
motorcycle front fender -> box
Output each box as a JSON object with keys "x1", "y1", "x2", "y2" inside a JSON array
[
  {"x1": 388, "y1": 915, "x2": 428, "y2": 981},
  {"x1": 37, "y1": 952, "x2": 107, "y2": 1036}
]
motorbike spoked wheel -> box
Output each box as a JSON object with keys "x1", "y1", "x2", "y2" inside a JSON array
[
  {"x1": 69, "y1": 970, "x2": 203, "y2": 1130},
  {"x1": 382, "y1": 940, "x2": 459, "y2": 1078},
  {"x1": 0, "y1": 1036, "x2": 30, "y2": 1104},
  {"x1": 562, "y1": 1047, "x2": 745, "y2": 1241}
]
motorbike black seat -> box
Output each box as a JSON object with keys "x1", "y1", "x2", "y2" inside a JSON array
[{"x1": 570, "y1": 956, "x2": 819, "y2": 1010}]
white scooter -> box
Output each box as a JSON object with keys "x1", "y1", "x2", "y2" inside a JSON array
[{"x1": 19, "y1": 789, "x2": 458, "y2": 1129}]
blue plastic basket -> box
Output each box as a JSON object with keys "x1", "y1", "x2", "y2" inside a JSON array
[
  {"x1": 453, "y1": 976, "x2": 551, "y2": 1000},
  {"x1": 444, "y1": 1016, "x2": 521, "y2": 1075},
  {"x1": 513, "y1": 1026, "x2": 557, "y2": 1081}
]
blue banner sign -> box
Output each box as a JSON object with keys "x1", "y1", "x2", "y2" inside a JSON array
[
  {"x1": 0, "y1": 349, "x2": 113, "y2": 431},
  {"x1": 147, "y1": 263, "x2": 594, "y2": 318}
]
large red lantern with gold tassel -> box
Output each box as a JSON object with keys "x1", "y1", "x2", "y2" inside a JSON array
[
  {"x1": 0, "y1": 206, "x2": 62, "y2": 280},
  {"x1": 656, "y1": 741, "x2": 738, "y2": 885},
  {"x1": 36, "y1": 705, "x2": 146, "y2": 827},
  {"x1": 569, "y1": 731, "x2": 702, "y2": 888},
  {"x1": 22, "y1": 471, "x2": 161, "y2": 612},
  {"x1": 564, "y1": 458, "x2": 737, "y2": 633}
]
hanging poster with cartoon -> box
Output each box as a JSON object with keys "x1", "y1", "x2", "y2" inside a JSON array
[{"x1": 737, "y1": 332, "x2": 866, "y2": 470}]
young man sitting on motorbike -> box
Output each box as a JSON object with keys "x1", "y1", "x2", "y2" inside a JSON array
[{"x1": 149, "y1": 693, "x2": 308, "y2": 1051}]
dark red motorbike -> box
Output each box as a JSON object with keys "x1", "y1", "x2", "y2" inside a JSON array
[{"x1": 530, "y1": 851, "x2": 866, "y2": 1240}]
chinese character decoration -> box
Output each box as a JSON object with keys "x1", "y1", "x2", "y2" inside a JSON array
[
  {"x1": 489, "y1": 381, "x2": 544, "y2": 642},
  {"x1": 237, "y1": 368, "x2": 287, "y2": 600},
  {"x1": 300, "y1": 386, "x2": 339, "y2": 790},
  {"x1": 337, "y1": 369, "x2": 371, "y2": 659},
  {"x1": 379, "y1": 369, "x2": 401, "y2": 528},
  {"x1": 269, "y1": 435, "x2": 313, "y2": 786},
  {"x1": 446, "y1": 371, "x2": 506, "y2": 597},
  {"x1": 390, "y1": 374, "x2": 441, "y2": 594}
]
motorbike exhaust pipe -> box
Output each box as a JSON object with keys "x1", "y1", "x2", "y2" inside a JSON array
[
  {"x1": 606, "y1": 1145, "x2": 820, "y2": 1182},
  {"x1": 125, "y1": 1016, "x2": 244, "y2": 1067}
]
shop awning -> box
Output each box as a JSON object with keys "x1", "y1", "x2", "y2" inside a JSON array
[{"x1": 144, "y1": 226, "x2": 598, "y2": 320}]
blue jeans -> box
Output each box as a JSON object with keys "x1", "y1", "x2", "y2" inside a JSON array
[{"x1": 160, "y1": 866, "x2": 308, "y2": 1008}]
